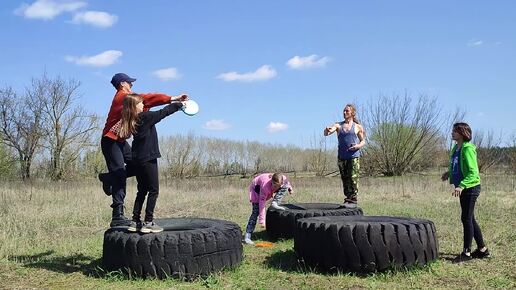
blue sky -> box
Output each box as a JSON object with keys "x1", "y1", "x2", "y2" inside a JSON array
[{"x1": 1, "y1": 1, "x2": 515, "y2": 147}]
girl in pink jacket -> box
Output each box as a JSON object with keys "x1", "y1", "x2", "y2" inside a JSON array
[{"x1": 244, "y1": 172, "x2": 293, "y2": 245}]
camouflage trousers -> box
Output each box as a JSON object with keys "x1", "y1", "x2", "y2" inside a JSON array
[{"x1": 338, "y1": 158, "x2": 360, "y2": 200}]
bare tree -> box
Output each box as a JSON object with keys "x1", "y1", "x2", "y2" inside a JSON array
[
  {"x1": 244, "y1": 141, "x2": 263, "y2": 176},
  {"x1": 473, "y1": 129, "x2": 504, "y2": 173},
  {"x1": 362, "y1": 93, "x2": 445, "y2": 176},
  {"x1": 307, "y1": 134, "x2": 330, "y2": 176},
  {"x1": 34, "y1": 75, "x2": 99, "y2": 180},
  {"x1": 162, "y1": 133, "x2": 200, "y2": 178},
  {"x1": 0, "y1": 87, "x2": 44, "y2": 179}
]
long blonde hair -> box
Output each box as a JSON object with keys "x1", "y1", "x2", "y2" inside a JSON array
[
  {"x1": 344, "y1": 104, "x2": 360, "y2": 124},
  {"x1": 118, "y1": 94, "x2": 143, "y2": 139}
]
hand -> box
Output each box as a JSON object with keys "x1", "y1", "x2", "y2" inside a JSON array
[
  {"x1": 441, "y1": 171, "x2": 449, "y2": 181},
  {"x1": 324, "y1": 126, "x2": 334, "y2": 136},
  {"x1": 348, "y1": 144, "x2": 358, "y2": 151},
  {"x1": 174, "y1": 94, "x2": 189, "y2": 102},
  {"x1": 288, "y1": 188, "x2": 294, "y2": 195},
  {"x1": 452, "y1": 187, "x2": 463, "y2": 197}
]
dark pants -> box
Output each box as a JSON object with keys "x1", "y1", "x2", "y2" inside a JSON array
[
  {"x1": 132, "y1": 159, "x2": 159, "y2": 222},
  {"x1": 101, "y1": 137, "x2": 135, "y2": 208},
  {"x1": 459, "y1": 185, "x2": 485, "y2": 252}
]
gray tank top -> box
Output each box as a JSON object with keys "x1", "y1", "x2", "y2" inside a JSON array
[{"x1": 337, "y1": 122, "x2": 361, "y2": 160}]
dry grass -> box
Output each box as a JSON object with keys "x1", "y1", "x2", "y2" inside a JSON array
[{"x1": 0, "y1": 174, "x2": 514, "y2": 289}]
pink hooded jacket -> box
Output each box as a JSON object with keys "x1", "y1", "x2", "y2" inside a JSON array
[{"x1": 248, "y1": 173, "x2": 293, "y2": 225}]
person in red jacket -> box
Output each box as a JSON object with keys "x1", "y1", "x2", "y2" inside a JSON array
[{"x1": 100, "y1": 73, "x2": 188, "y2": 227}]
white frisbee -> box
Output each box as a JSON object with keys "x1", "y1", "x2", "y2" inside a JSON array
[{"x1": 181, "y1": 100, "x2": 199, "y2": 116}]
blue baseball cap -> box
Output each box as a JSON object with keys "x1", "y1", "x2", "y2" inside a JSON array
[{"x1": 110, "y1": 73, "x2": 137, "y2": 88}]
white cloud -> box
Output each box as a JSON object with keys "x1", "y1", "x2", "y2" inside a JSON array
[
  {"x1": 72, "y1": 11, "x2": 117, "y2": 28},
  {"x1": 286, "y1": 54, "x2": 330, "y2": 70},
  {"x1": 15, "y1": 0, "x2": 86, "y2": 20},
  {"x1": 153, "y1": 67, "x2": 181, "y2": 81},
  {"x1": 204, "y1": 119, "x2": 231, "y2": 130},
  {"x1": 65, "y1": 50, "x2": 122, "y2": 67},
  {"x1": 494, "y1": 41, "x2": 502, "y2": 46},
  {"x1": 467, "y1": 39, "x2": 483, "y2": 47},
  {"x1": 217, "y1": 65, "x2": 277, "y2": 82},
  {"x1": 267, "y1": 122, "x2": 288, "y2": 133}
]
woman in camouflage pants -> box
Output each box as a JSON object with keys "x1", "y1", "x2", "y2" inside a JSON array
[{"x1": 324, "y1": 104, "x2": 366, "y2": 208}]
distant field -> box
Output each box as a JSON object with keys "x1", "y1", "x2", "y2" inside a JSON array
[{"x1": 0, "y1": 174, "x2": 514, "y2": 289}]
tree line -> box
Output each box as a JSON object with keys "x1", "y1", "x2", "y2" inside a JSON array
[{"x1": 0, "y1": 74, "x2": 514, "y2": 181}]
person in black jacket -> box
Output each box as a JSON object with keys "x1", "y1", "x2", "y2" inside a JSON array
[{"x1": 118, "y1": 93, "x2": 187, "y2": 233}]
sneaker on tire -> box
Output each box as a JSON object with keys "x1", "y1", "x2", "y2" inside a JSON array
[
  {"x1": 127, "y1": 220, "x2": 142, "y2": 232},
  {"x1": 271, "y1": 201, "x2": 286, "y2": 211},
  {"x1": 343, "y1": 197, "x2": 358, "y2": 209},
  {"x1": 110, "y1": 217, "x2": 132, "y2": 228},
  {"x1": 140, "y1": 221, "x2": 163, "y2": 233}
]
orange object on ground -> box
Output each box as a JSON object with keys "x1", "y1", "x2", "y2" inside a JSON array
[{"x1": 255, "y1": 241, "x2": 274, "y2": 248}]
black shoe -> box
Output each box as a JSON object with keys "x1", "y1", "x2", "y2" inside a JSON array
[
  {"x1": 98, "y1": 173, "x2": 112, "y2": 196},
  {"x1": 452, "y1": 252, "x2": 473, "y2": 263},
  {"x1": 110, "y1": 217, "x2": 132, "y2": 228},
  {"x1": 471, "y1": 248, "x2": 490, "y2": 259}
]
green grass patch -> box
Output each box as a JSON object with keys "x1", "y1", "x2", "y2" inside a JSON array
[{"x1": 0, "y1": 175, "x2": 514, "y2": 289}]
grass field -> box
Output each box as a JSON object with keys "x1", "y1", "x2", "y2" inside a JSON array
[{"x1": 0, "y1": 174, "x2": 514, "y2": 289}]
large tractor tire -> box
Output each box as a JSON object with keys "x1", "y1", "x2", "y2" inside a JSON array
[
  {"x1": 294, "y1": 215, "x2": 439, "y2": 273},
  {"x1": 102, "y1": 218, "x2": 243, "y2": 279},
  {"x1": 266, "y1": 203, "x2": 363, "y2": 239}
]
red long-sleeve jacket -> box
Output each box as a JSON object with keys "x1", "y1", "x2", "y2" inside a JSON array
[{"x1": 102, "y1": 90, "x2": 172, "y2": 142}]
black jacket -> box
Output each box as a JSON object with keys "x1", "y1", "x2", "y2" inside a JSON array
[{"x1": 131, "y1": 102, "x2": 182, "y2": 163}]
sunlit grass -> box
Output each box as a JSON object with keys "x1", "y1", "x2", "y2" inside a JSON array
[{"x1": 0, "y1": 174, "x2": 514, "y2": 289}]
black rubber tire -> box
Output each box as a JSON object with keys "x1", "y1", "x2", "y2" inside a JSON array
[
  {"x1": 265, "y1": 203, "x2": 364, "y2": 239},
  {"x1": 294, "y1": 216, "x2": 439, "y2": 273},
  {"x1": 102, "y1": 218, "x2": 243, "y2": 279}
]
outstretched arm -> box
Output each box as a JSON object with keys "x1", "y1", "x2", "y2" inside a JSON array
[
  {"x1": 139, "y1": 102, "x2": 184, "y2": 130},
  {"x1": 141, "y1": 93, "x2": 189, "y2": 109},
  {"x1": 324, "y1": 123, "x2": 340, "y2": 136}
]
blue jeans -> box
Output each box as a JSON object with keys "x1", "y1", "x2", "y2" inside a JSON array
[{"x1": 245, "y1": 187, "x2": 288, "y2": 234}]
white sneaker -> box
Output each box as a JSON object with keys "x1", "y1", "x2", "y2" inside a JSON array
[
  {"x1": 243, "y1": 233, "x2": 254, "y2": 245},
  {"x1": 271, "y1": 201, "x2": 286, "y2": 211}
]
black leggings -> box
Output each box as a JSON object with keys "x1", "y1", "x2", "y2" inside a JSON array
[
  {"x1": 132, "y1": 159, "x2": 159, "y2": 222},
  {"x1": 460, "y1": 185, "x2": 485, "y2": 252}
]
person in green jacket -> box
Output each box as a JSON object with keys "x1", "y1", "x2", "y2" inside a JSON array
[{"x1": 441, "y1": 122, "x2": 490, "y2": 263}]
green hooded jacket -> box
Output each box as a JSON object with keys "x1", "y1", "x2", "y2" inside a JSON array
[{"x1": 448, "y1": 141, "x2": 481, "y2": 189}]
